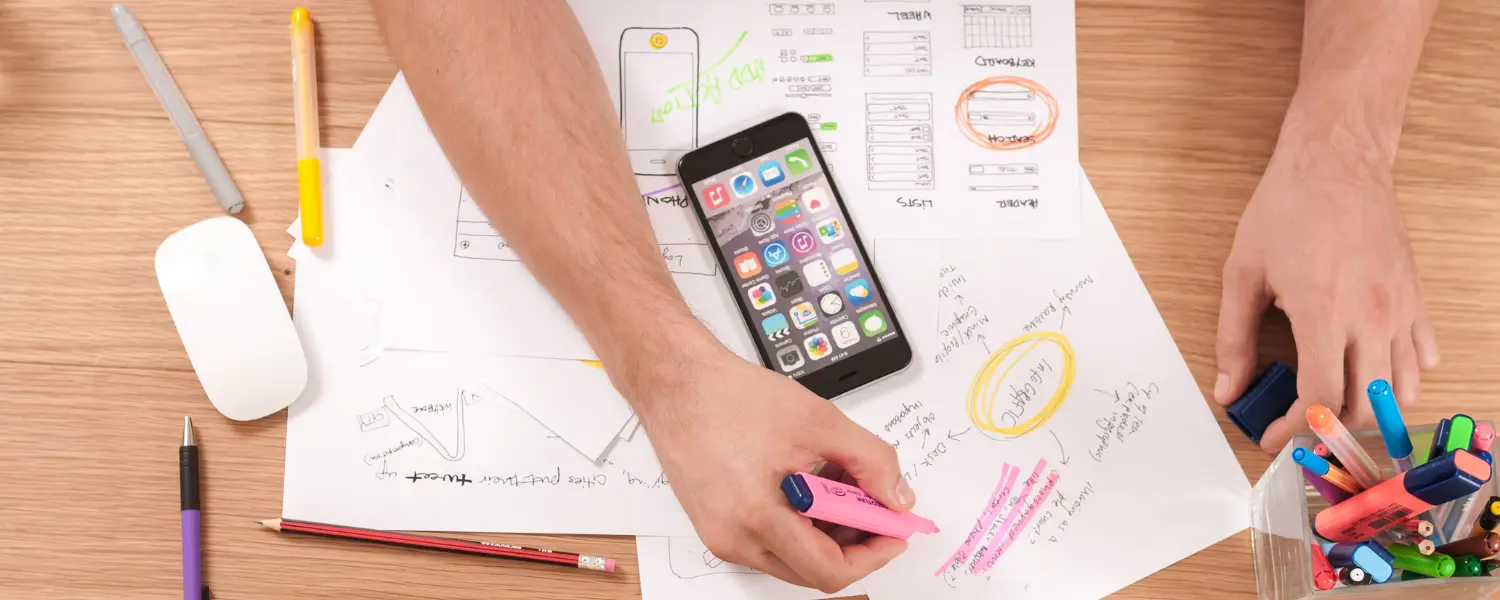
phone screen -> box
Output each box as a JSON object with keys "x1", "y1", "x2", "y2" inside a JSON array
[
  {"x1": 622, "y1": 50, "x2": 694, "y2": 151},
  {"x1": 688, "y1": 139, "x2": 901, "y2": 377}
]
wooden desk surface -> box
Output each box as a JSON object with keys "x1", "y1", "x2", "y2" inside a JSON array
[{"x1": 3, "y1": 1, "x2": 1498, "y2": 598}]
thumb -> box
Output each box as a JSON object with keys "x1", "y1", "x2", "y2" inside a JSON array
[
  {"x1": 814, "y1": 411, "x2": 914, "y2": 511},
  {"x1": 1215, "y1": 260, "x2": 1270, "y2": 406}
]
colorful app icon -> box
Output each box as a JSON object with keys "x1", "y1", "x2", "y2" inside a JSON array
[
  {"x1": 748, "y1": 282, "x2": 776, "y2": 310},
  {"x1": 804, "y1": 333, "x2": 832, "y2": 360},
  {"x1": 776, "y1": 345, "x2": 805, "y2": 372},
  {"x1": 762, "y1": 241, "x2": 790, "y2": 268},
  {"x1": 831, "y1": 321, "x2": 860, "y2": 348},
  {"x1": 859, "y1": 309, "x2": 889, "y2": 337},
  {"x1": 790, "y1": 230, "x2": 817, "y2": 255},
  {"x1": 733, "y1": 252, "x2": 762, "y2": 279},
  {"x1": 844, "y1": 278, "x2": 872, "y2": 307},
  {"x1": 830, "y1": 248, "x2": 857, "y2": 275},
  {"x1": 775, "y1": 196, "x2": 803, "y2": 224},
  {"x1": 758, "y1": 161, "x2": 786, "y2": 187},
  {"x1": 803, "y1": 260, "x2": 833, "y2": 287},
  {"x1": 785, "y1": 149, "x2": 813, "y2": 175},
  {"x1": 704, "y1": 183, "x2": 730, "y2": 209},
  {"x1": 801, "y1": 186, "x2": 830, "y2": 214},
  {"x1": 749, "y1": 210, "x2": 775, "y2": 236},
  {"x1": 731, "y1": 173, "x2": 757, "y2": 198},
  {"x1": 790, "y1": 302, "x2": 818, "y2": 329},
  {"x1": 775, "y1": 271, "x2": 804, "y2": 297},
  {"x1": 819, "y1": 292, "x2": 844, "y2": 316},
  {"x1": 761, "y1": 313, "x2": 790, "y2": 341},
  {"x1": 816, "y1": 218, "x2": 845, "y2": 244}
]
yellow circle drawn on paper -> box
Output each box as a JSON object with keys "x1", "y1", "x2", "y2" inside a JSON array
[
  {"x1": 965, "y1": 331, "x2": 1076, "y2": 437},
  {"x1": 650, "y1": 33, "x2": 669, "y2": 49}
]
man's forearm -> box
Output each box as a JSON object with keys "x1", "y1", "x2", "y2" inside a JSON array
[
  {"x1": 372, "y1": 2, "x2": 718, "y2": 396},
  {"x1": 1285, "y1": 0, "x2": 1438, "y2": 164}
]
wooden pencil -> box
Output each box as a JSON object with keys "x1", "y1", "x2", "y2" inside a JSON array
[{"x1": 258, "y1": 518, "x2": 617, "y2": 573}]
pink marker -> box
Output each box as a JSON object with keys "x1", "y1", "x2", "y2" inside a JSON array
[
  {"x1": 1476, "y1": 423, "x2": 1495, "y2": 453},
  {"x1": 782, "y1": 472, "x2": 939, "y2": 540}
]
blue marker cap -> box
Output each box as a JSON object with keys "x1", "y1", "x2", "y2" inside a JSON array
[
  {"x1": 781, "y1": 473, "x2": 814, "y2": 512},
  {"x1": 1321, "y1": 541, "x2": 1395, "y2": 583},
  {"x1": 1430, "y1": 419, "x2": 1453, "y2": 463},
  {"x1": 1367, "y1": 379, "x2": 1413, "y2": 459},
  {"x1": 1226, "y1": 362, "x2": 1298, "y2": 444},
  {"x1": 1406, "y1": 449, "x2": 1491, "y2": 505},
  {"x1": 1293, "y1": 447, "x2": 1331, "y2": 475},
  {"x1": 1479, "y1": 450, "x2": 1493, "y2": 465}
]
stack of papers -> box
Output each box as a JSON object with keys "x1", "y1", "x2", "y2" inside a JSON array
[{"x1": 281, "y1": 2, "x2": 1252, "y2": 599}]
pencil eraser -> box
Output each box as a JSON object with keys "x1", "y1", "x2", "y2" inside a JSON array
[
  {"x1": 1226, "y1": 362, "x2": 1298, "y2": 444},
  {"x1": 605, "y1": 558, "x2": 616, "y2": 573}
]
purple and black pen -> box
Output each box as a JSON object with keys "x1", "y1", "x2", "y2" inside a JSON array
[{"x1": 181, "y1": 417, "x2": 207, "y2": 600}]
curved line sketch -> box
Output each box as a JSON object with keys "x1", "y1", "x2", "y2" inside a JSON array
[
  {"x1": 966, "y1": 331, "x2": 1076, "y2": 437},
  {"x1": 382, "y1": 391, "x2": 467, "y2": 461},
  {"x1": 665, "y1": 537, "x2": 763, "y2": 579},
  {"x1": 955, "y1": 75, "x2": 1058, "y2": 151}
]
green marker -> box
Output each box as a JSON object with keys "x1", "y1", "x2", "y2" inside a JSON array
[
  {"x1": 1454, "y1": 554, "x2": 1485, "y2": 577},
  {"x1": 1448, "y1": 415, "x2": 1477, "y2": 454},
  {"x1": 1388, "y1": 544, "x2": 1456, "y2": 578}
]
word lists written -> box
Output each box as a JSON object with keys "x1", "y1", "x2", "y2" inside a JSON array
[
  {"x1": 1089, "y1": 381, "x2": 1159, "y2": 463},
  {"x1": 1019, "y1": 273, "x2": 1095, "y2": 333},
  {"x1": 1027, "y1": 479, "x2": 1095, "y2": 546},
  {"x1": 877, "y1": 398, "x2": 971, "y2": 482},
  {"x1": 937, "y1": 458, "x2": 1060, "y2": 585},
  {"x1": 387, "y1": 460, "x2": 670, "y2": 491},
  {"x1": 936, "y1": 264, "x2": 994, "y2": 364}
]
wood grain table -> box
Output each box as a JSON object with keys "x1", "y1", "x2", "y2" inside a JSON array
[{"x1": 2, "y1": 1, "x2": 1497, "y2": 598}]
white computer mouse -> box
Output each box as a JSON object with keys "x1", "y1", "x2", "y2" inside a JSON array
[{"x1": 155, "y1": 217, "x2": 307, "y2": 420}]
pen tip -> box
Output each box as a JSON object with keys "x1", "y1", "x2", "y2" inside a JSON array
[{"x1": 182, "y1": 416, "x2": 195, "y2": 446}]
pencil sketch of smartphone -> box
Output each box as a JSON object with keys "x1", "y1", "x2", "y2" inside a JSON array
[{"x1": 619, "y1": 27, "x2": 699, "y2": 176}]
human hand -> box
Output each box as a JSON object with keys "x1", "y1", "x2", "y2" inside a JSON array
[
  {"x1": 1213, "y1": 126, "x2": 1439, "y2": 453},
  {"x1": 630, "y1": 345, "x2": 913, "y2": 592}
]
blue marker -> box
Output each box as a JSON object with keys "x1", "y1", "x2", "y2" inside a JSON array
[
  {"x1": 1322, "y1": 541, "x2": 1395, "y2": 584},
  {"x1": 1430, "y1": 419, "x2": 1454, "y2": 466},
  {"x1": 1294, "y1": 448, "x2": 1361, "y2": 494},
  {"x1": 1368, "y1": 379, "x2": 1415, "y2": 473}
]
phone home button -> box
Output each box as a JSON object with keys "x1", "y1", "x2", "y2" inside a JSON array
[{"x1": 732, "y1": 137, "x2": 755, "y2": 157}]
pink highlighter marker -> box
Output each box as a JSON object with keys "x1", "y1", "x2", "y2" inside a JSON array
[
  {"x1": 782, "y1": 472, "x2": 939, "y2": 540},
  {"x1": 1315, "y1": 450, "x2": 1491, "y2": 542}
]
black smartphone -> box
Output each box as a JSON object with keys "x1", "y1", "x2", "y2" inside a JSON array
[{"x1": 678, "y1": 112, "x2": 912, "y2": 399}]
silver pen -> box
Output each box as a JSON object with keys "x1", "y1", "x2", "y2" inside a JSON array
[{"x1": 111, "y1": 3, "x2": 244, "y2": 214}]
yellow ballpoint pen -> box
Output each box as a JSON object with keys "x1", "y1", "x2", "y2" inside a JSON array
[{"x1": 291, "y1": 8, "x2": 323, "y2": 247}]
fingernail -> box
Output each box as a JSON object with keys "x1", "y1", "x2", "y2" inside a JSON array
[
  {"x1": 1213, "y1": 373, "x2": 1230, "y2": 402},
  {"x1": 893, "y1": 478, "x2": 914, "y2": 507}
]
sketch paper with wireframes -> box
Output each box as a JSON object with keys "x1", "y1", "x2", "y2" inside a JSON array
[
  {"x1": 569, "y1": 0, "x2": 1081, "y2": 241},
  {"x1": 842, "y1": 175, "x2": 1249, "y2": 600}
]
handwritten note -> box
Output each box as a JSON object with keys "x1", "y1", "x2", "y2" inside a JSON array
[{"x1": 853, "y1": 174, "x2": 1248, "y2": 600}]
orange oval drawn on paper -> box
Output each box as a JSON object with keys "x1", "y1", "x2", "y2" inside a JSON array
[{"x1": 955, "y1": 76, "x2": 1058, "y2": 151}]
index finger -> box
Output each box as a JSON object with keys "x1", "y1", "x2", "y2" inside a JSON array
[
  {"x1": 1258, "y1": 320, "x2": 1347, "y2": 452},
  {"x1": 758, "y1": 509, "x2": 907, "y2": 593}
]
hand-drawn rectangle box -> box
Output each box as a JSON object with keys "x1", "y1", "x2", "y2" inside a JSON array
[{"x1": 863, "y1": 31, "x2": 932, "y2": 77}]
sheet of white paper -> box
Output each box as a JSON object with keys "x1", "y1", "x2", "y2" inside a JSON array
[
  {"x1": 354, "y1": 76, "x2": 756, "y2": 363},
  {"x1": 282, "y1": 154, "x2": 695, "y2": 535},
  {"x1": 851, "y1": 173, "x2": 1248, "y2": 600},
  {"x1": 569, "y1": 0, "x2": 1080, "y2": 240}
]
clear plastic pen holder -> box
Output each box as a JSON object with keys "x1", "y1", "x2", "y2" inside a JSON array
[{"x1": 1251, "y1": 423, "x2": 1500, "y2": 599}]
